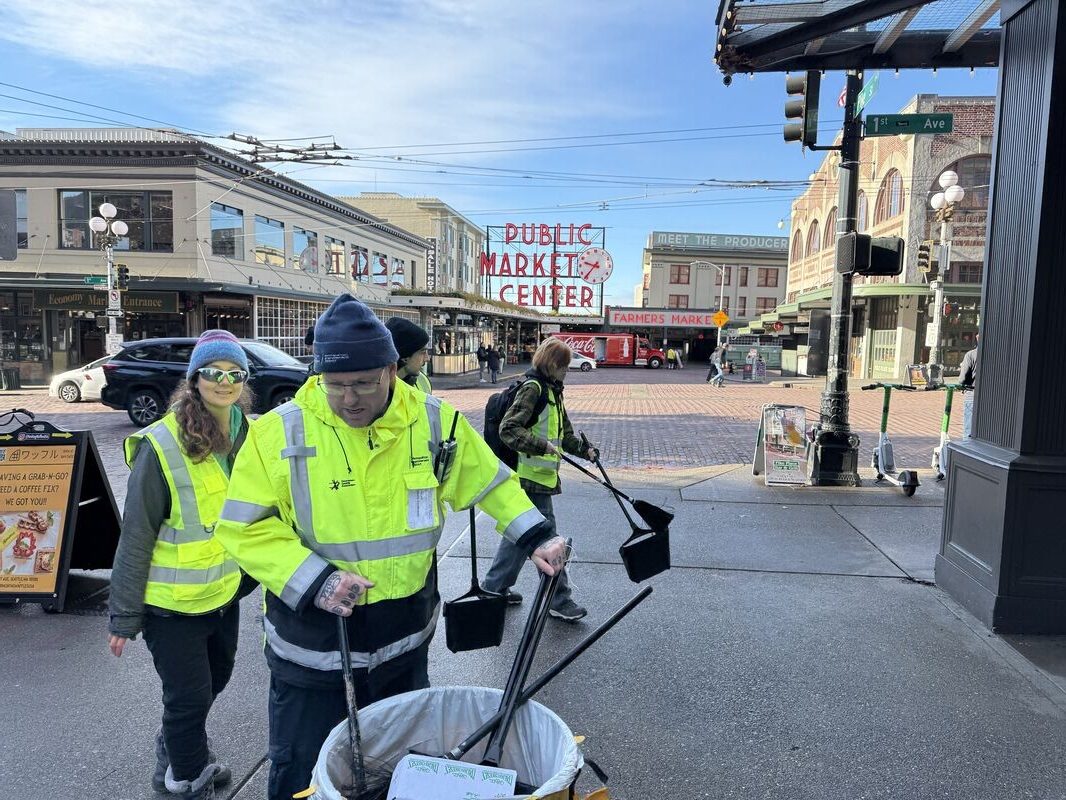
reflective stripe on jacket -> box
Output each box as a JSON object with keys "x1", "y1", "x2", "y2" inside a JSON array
[
  {"x1": 517, "y1": 384, "x2": 562, "y2": 489},
  {"x1": 214, "y1": 377, "x2": 544, "y2": 676},
  {"x1": 123, "y1": 413, "x2": 241, "y2": 613}
]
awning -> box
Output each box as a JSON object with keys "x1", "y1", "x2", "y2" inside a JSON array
[{"x1": 714, "y1": 0, "x2": 1002, "y2": 77}]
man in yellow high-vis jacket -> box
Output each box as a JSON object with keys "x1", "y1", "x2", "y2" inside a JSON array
[{"x1": 214, "y1": 294, "x2": 565, "y2": 800}]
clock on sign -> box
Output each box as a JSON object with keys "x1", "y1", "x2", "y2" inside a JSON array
[{"x1": 577, "y1": 247, "x2": 614, "y2": 284}]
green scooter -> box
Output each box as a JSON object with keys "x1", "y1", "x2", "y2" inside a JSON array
[
  {"x1": 861, "y1": 382, "x2": 920, "y2": 497},
  {"x1": 931, "y1": 383, "x2": 973, "y2": 481}
]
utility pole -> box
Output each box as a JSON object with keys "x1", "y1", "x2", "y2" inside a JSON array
[{"x1": 808, "y1": 70, "x2": 863, "y2": 487}]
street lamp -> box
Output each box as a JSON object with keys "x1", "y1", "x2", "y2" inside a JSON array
[
  {"x1": 89, "y1": 203, "x2": 128, "y2": 342},
  {"x1": 690, "y1": 260, "x2": 729, "y2": 348},
  {"x1": 927, "y1": 171, "x2": 966, "y2": 379}
]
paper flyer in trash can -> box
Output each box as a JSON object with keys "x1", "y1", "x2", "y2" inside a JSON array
[{"x1": 387, "y1": 754, "x2": 517, "y2": 799}]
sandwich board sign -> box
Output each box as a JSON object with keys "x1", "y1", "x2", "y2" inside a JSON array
[
  {"x1": 752, "y1": 404, "x2": 808, "y2": 485},
  {"x1": 0, "y1": 413, "x2": 121, "y2": 612}
]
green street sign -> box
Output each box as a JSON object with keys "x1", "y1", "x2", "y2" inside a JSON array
[
  {"x1": 855, "y1": 72, "x2": 879, "y2": 115},
  {"x1": 83, "y1": 276, "x2": 107, "y2": 286},
  {"x1": 865, "y1": 113, "x2": 954, "y2": 136}
]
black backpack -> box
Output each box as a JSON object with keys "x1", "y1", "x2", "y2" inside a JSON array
[{"x1": 483, "y1": 377, "x2": 549, "y2": 469}]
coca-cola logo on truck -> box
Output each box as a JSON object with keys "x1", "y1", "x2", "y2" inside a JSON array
[{"x1": 557, "y1": 336, "x2": 595, "y2": 356}]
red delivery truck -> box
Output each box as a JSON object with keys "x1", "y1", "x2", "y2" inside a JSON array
[{"x1": 552, "y1": 332, "x2": 666, "y2": 368}]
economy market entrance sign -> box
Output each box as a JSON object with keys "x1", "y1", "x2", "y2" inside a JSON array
[{"x1": 481, "y1": 223, "x2": 608, "y2": 314}]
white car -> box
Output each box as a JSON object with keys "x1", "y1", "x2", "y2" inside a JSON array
[
  {"x1": 569, "y1": 353, "x2": 597, "y2": 372},
  {"x1": 49, "y1": 355, "x2": 111, "y2": 403}
]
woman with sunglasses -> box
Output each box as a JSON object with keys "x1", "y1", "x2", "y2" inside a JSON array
[{"x1": 108, "y1": 329, "x2": 255, "y2": 800}]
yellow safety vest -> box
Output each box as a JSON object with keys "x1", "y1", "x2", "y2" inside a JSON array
[
  {"x1": 517, "y1": 383, "x2": 562, "y2": 489},
  {"x1": 215, "y1": 377, "x2": 544, "y2": 673},
  {"x1": 124, "y1": 413, "x2": 241, "y2": 614},
  {"x1": 415, "y1": 371, "x2": 433, "y2": 394}
]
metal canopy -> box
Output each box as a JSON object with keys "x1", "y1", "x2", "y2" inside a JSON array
[{"x1": 715, "y1": 0, "x2": 1001, "y2": 76}]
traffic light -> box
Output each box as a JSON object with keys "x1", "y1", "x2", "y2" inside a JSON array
[
  {"x1": 115, "y1": 263, "x2": 130, "y2": 290},
  {"x1": 784, "y1": 70, "x2": 820, "y2": 148},
  {"x1": 916, "y1": 241, "x2": 939, "y2": 278},
  {"x1": 835, "y1": 233, "x2": 905, "y2": 276}
]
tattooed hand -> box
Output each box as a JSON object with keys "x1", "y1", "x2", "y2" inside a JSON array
[
  {"x1": 314, "y1": 570, "x2": 376, "y2": 617},
  {"x1": 531, "y1": 536, "x2": 567, "y2": 577}
]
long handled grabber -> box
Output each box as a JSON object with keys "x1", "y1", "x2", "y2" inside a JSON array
[
  {"x1": 442, "y1": 585, "x2": 653, "y2": 761},
  {"x1": 557, "y1": 451, "x2": 674, "y2": 532},
  {"x1": 577, "y1": 432, "x2": 672, "y2": 583},
  {"x1": 480, "y1": 541, "x2": 567, "y2": 767},
  {"x1": 336, "y1": 617, "x2": 368, "y2": 797}
]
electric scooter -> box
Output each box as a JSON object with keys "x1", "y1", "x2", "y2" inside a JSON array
[
  {"x1": 931, "y1": 383, "x2": 972, "y2": 481},
  {"x1": 861, "y1": 382, "x2": 920, "y2": 497}
]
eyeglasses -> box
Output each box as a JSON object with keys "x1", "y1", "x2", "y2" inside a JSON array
[
  {"x1": 319, "y1": 368, "x2": 387, "y2": 397},
  {"x1": 196, "y1": 367, "x2": 248, "y2": 385}
]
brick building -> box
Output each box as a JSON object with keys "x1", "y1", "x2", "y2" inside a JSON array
[{"x1": 748, "y1": 95, "x2": 993, "y2": 379}]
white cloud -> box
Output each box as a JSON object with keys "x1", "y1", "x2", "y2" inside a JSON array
[{"x1": 0, "y1": 0, "x2": 646, "y2": 151}]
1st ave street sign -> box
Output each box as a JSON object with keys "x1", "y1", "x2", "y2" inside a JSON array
[{"x1": 865, "y1": 113, "x2": 954, "y2": 137}]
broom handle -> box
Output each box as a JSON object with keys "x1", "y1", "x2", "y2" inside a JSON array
[
  {"x1": 445, "y1": 586, "x2": 653, "y2": 761},
  {"x1": 468, "y1": 507, "x2": 480, "y2": 591},
  {"x1": 558, "y1": 451, "x2": 634, "y2": 503},
  {"x1": 336, "y1": 617, "x2": 367, "y2": 793},
  {"x1": 581, "y1": 432, "x2": 641, "y2": 530}
]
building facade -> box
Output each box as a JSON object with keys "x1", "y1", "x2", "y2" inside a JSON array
[
  {"x1": 0, "y1": 128, "x2": 428, "y2": 382},
  {"x1": 774, "y1": 95, "x2": 993, "y2": 379},
  {"x1": 636, "y1": 230, "x2": 788, "y2": 359},
  {"x1": 341, "y1": 193, "x2": 484, "y2": 296}
]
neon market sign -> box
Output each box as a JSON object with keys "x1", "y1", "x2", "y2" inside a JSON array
[{"x1": 481, "y1": 223, "x2": 607, "y2": 311}]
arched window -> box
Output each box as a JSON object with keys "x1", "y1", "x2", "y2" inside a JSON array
[
  {"x1": 791, "y1": 232, "x2": 804, "y2": 263},
  {"x1": 856, "y1": 191, "x2": 868, "y2": 233},
  {"x1": 874, "y1": 169, "x2": 904, "y2": 224},
  {"x1": 806, "y1": 221, "x2": 821, "y2": 255},
  {"x1": 823, "y1": 207, "x2": 838, "y2": 249}
]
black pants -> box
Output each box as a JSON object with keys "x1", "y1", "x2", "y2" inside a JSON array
[
  {"x1": 142, "y1": 603, "x2": 240, "y2": 782},
  {"x1": 267, "y1": 643, "x2": 430, "y2": 800}
]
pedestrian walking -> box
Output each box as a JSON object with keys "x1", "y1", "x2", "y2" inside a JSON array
[
  {"x1": 706, "y1": 347, "x2": 725, "y2": 387},
  {"x1": 385, "y1": 316, "x2": 433, "y2": 394},
  {"x1": 666, "y1": 347, "x2": 676, "y2": 370},
  {"x1": 476, "y1": 343, "x2": 488, "y2": 382},
  {"x1": 108, "y1": 330, "x2": 257, "y2": 800},
  {"x1": 213, "y1": 294, "x2": 565, "y2": 800},
  {"x1": 483, "y1": 337, "x2": 596, "y2": 623},
  {"x1": 487, "y1": 344, "x2": 501, "y2": 384},
  {"x1": 959, "y1": 335, "x2": 979, "y2": 437}
]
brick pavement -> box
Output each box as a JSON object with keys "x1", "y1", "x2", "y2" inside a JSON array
[{"x1": 1, "y1": 370, "x2": 962, "y2": 501}]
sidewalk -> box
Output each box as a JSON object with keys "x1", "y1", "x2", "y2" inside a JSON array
[{"x1": 1, "y1": 465, "x2": 1063, "y2": 799}]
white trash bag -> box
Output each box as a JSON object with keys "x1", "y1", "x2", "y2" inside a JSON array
[{"x1": 311, "y1": 685, "x2": 583, "y2": 800}]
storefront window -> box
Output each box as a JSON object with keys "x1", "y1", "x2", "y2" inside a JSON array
[
  {"x1": 255, "y1": 215, "x2": 285, "y2": 266},
  {"x1": 0, "y1": 291, "x2": 46, "y2": 382},
  {"x1": 58, "y1": 190, "x2": 173, "y2": 252},
  {"x1": 256, "y1": 296, "x2": 331, "y2": 356},
  {"x1": 372, "y1": 251, "x2": 389, "y2": 285},
  {"x1": 211, "y1": 203, "x2": 244, "y2": 259},
  {"x1": 391, "y1": 256, "x2": 406, "y2": 287},
  {"x1": 293, "y1": 227, "x2": 319, "y2": 272}
]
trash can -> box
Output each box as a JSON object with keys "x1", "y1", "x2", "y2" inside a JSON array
[
  {"x1": 311, "y1": 685, "x2": 583, "y2": 800},
  {"x1": 0, "y1": 368, "x2": 21, "y2": 390}
]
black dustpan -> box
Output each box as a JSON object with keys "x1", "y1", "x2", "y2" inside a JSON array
[
  {"x1": 443, "y1": 507, "x2": 506, "y2": 653},
  {"x1": 581, "y1": 433, "x2": 672, "y2": 583}
]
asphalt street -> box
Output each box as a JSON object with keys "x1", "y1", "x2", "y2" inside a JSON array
[{"x1": 0, "y1": 373, "x2": 1063, "y2": 800}]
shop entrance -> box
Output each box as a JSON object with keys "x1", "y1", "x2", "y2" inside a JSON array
[{"x1": 76, "y1": 319, "x2": 105, "y2": 363}]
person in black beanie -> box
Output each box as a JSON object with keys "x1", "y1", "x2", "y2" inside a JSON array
[
  {"x1": 385, "y1": 317, "x2": 433, "y2": 394},
  {"x1": 214, "y1": 294, "x2": 568, "y2": 800}
]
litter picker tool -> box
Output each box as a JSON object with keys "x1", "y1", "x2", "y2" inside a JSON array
[
  {"x1": 580, "y1": 432, "x2": 671, "y2": 582},
  {"x1": 480, "y1": 540, "x2": 567, "y2": 767},
  {"x1": 443, "y1": 586, "x2": 653, "y2": 761},
  {"x1": 558, "y1": 451, "x2": 674, "y2": 532},
  {"x1": 442, "y1": 507, "x2": 507, "y2": 652},
  {"x1": 335, "y1": 617, "x2": 392, "y2": 800}
]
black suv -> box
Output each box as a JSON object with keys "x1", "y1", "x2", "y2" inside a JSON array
[{"x1": 101, "y1": 337, "x2": 310, "y2": 426}]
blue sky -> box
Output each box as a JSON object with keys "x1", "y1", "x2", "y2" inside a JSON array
[{"x1": 0, "y1": 0, "x2": 997, "y2": 307}]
